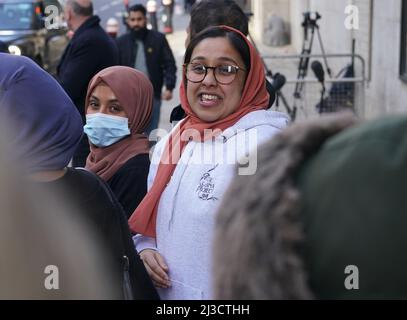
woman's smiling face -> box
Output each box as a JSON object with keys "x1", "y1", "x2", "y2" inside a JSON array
[{"x1": 186, "y1": 37, "x2": 247, "y2": 123}]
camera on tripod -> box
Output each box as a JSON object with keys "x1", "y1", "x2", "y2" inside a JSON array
[
  {"x1": 293, "y1": 10, "x2": 331, "y2": 109},
  {"x1": 302, "y1": 11, "x2": 321, "y2": 28}
]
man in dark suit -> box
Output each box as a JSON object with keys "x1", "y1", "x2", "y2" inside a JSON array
[
  {"x1": 116, "y1": 4, "x2": 177, "y2": 136},
  {"x1": 57, "y1": 0, "x2": 119, "y2": 167}
]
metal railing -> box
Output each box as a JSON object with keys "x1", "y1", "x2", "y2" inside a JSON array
[{"x1": 263, "y1": 53, "x2": 366, "y2": 121}]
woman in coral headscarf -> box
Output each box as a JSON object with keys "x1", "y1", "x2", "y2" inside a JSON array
[
  {"x1": 84, "y1": 66, "x2": 153, "y2": 219},
  {"x1": 128, "y1": 26, "x2": 289, "y2": 299}
]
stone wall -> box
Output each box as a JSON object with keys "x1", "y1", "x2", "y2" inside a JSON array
[{"x1": 251, "y1": 0, "x2": 407, "y2": 118}]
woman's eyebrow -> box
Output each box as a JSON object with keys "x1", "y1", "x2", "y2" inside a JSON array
[
  {"x1": 190, "y1": 56, "x2": 205, "y2": 62},
  {"x1": 217, "y1": 57, "x2": 239, "y2": 64},
  {"x1": 190, "y1": 56, "x2": 239, "y2": 64},
  {"x1": 90, "y1": 96, "x2": 120, "y2": 103}
]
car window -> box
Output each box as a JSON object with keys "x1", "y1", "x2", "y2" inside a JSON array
[{"x1": 0, "y1": 2, "x2": 35, "y2": 30}]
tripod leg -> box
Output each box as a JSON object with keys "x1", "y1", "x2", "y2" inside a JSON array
[
  {"x1": 316, "y1": 27, "x2": 333, "y2": 78},
  {"x1": 277, "y1": 90, "x2": 296, "y2": 122},
  {"x1": 317, "y1": 87, "x2": 325, "y2": 114},
  {"x1": 294, "y1": 26, "x2": 316, "y2": 99}
]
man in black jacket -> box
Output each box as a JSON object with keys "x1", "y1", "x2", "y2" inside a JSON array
[
  {"x1": 57, "y1": 0, "x2": 119, "y2": 167},
  {"x1": 116, "y1": 4, "x2": 177, "y2": 135}
]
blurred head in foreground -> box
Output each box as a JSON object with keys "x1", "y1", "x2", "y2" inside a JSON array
[
  {"x1": 0, "y1": 133, "x2": 118, "y2": 299},
  {"x1": 214, "y1": 112, "x2": 407, "y2": 299}
]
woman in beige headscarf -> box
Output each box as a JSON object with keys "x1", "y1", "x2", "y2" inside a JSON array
[{"x1": 84, "y1": 66, "x2": 153, "y2": 218}]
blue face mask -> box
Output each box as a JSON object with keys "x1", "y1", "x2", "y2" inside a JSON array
[{"x1": 84, "y1": 113, "x2": 130, "y2": 147}]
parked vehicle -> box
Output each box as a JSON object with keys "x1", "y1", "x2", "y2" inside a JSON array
[{"x1": 0, "y1": 0, "x2": 69, "y2": 75}]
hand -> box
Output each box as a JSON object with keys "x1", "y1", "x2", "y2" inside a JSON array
[
  {"x1": 139, "y1": 249, "x2": 171, "y2": 288},
  {"x1": 162, "y1": 90, "x2": 173, "y2": 101}
]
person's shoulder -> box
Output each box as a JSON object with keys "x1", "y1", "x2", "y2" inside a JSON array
[
  {"x1": 113, "y1": 154, "x2": 150, "y2": 177},
  {"x1": 117, "y1": 32, "x2": 131, "y2": 42},
  {"x1": 71, "y1": 168, "x2": 126, "y2": 204},
  {"x1": 77, "y1": 31, "x2": 117, "y2": 58},
  {"x1": 49, "y1": 168, "x2": 117, "y2": 214},
  {"x1": 0, "y1": 53, "x2": 42, "y2": 77},
  {"x1": 170, "y1": 104, "x2": 185, "y2": 123},
  {"x1": 233, "y1": 109, "x2": 290, "y2": 132},
  {"x1": 147, "y1": 29, "x2": 166, "y2": 41},
  {"x1": 108, "y1": 154, "x2": 150, "y2": 191},
  {"x1": 124, "y1": 153, "x2": 150, "y2": 166},
  {"x1": 65, "y1": 167, "x2": 104, "y2": 192},
  {"x1": 79, "y1": 24, "x2": 110, "y2": 41}
]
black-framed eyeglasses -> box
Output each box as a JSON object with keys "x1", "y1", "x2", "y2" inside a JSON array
[{"x1": 184, "y1": 63, "x2": 246, "y2": 85}]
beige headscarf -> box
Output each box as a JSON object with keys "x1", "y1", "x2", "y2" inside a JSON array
[{"x1": 85, "y1": 66, "x2": 153, "y2": 181}]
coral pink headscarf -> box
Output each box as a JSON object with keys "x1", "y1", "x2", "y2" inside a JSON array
[
  {"x1": 85, "y1": 66, "x2": 153, "y2": 181},
  {"x1": 129, "y1": 26, "x2": 269, "y2": 237}
]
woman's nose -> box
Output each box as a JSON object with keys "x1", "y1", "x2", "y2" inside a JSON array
[
  {"x1": 99, "y1": 105, "x2": 108, "y2": 114},
  {"x1": 201, "y1": 68, "x2": 217, "y2": 86}
]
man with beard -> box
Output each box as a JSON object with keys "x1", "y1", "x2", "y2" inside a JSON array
[{"x1": 116, "y1": 4, "x2": 177, "y2": 136}]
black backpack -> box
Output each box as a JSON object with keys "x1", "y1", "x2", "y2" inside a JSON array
[{"x1": 316, "y1": 64, "x2": 355, "y2": 113}]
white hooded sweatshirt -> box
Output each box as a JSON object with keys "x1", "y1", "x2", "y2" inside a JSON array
[{"x1": 134, "y1": 109, "x2": 289, "y2": 299}]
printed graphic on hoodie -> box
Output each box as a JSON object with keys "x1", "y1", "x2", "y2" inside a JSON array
[{"x1": 196, "y1": 165, "x2": 219, "y2": 201}]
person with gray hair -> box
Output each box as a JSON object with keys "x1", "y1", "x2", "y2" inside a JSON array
[
  {"x1": 64, "y1": 0, "x2": 94, "y2": 30},
  {"x1": 57, "y1": 0, "x2": 119, "y2": 167}
]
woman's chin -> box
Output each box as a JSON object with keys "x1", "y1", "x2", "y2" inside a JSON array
[
  {"x1": 195, "y1": 112, "x2": 220, "y2": 123},
  {"x1": 192, "y1": 106, "x2": 222, "y2": 123}
]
